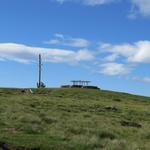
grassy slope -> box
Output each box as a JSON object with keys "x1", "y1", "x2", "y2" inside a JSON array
[{"x1": 0, "y1": 88, "x2": 150, "y2": 150}]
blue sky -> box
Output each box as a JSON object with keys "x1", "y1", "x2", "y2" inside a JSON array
[{"x1": 0, "y1": 0, "x2": 150, "y2": 96}]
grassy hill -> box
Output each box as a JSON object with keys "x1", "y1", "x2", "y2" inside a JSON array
[{"x1": 0, "y1": 88, "x2": 150, "y2": 150}]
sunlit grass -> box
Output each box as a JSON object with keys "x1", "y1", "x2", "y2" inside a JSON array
[{"x1": 0, "y1": 88, "x2": 150, "y2": 150}]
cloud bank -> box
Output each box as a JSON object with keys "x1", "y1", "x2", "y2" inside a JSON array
[
  {"x1": 0, "y1": 43, "x2": 94, "y2": 64},
  {"x1": 97, "y1": 40, "x2": 150, "y2": 80},
  {"x1": 53, "y1": 0, "x2": 150, "y2": 18},
  {"x1": 1, "y1": 39, "x2": 150, "y2": 83},
  {"x1": 100, "y1": 41, "x2": 150, "y2": 63}
]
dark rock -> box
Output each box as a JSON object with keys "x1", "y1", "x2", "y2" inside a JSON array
[
  {"x1": 120, "y1": 120, "x2": 142, "y2": 128},
  {"x1": 105, "y1": 106, "x2": 118, "y2": 112}
]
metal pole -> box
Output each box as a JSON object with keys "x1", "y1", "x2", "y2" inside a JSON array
[{"x1": 39, "y1": 54, "x2": 42, "y2": 88}]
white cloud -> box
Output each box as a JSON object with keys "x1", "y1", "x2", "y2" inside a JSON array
[
  {"x1": 130, "y1": 0, "x2": 150, "y2": 17},
  {"x1": 74, "y1": 49, "x2": 95, "y2": 61},
  {"x1": 83, "y1": 0, "x2": 117, "y2": 6},
  {"x1": 54, "y1": 0, "x2": 117, "y2": 6},
  {"x1": 45, "y1": 34, "x2": 90, "y2": 48},
  {"x1": 54, "y1": 0, "x2": 150, "y2": 18},
  {"x1": 103, "y1": 54, "x2": 119, "y2": 61},
  {"x1": 0, "y1": 43, "x2": 94, "y2": 64},
  {"x1": 100, "y1": 41, "x2": 150, "y2": 63},
  {"x1": 99, "y1": 62, "x2": 130, "y2": 75},
  {"x1": 98, "y1": 40, "x2": 150, "y2": 76},
  {"x1": 132, "y1": 76, "x2": 150, "y2": 83}
]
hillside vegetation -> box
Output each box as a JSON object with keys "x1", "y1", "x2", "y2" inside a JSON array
[{"x1": 0, "y1": 88, "x2": 150, "y2": 150}]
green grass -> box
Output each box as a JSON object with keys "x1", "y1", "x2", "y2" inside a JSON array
[{"x1": 0, "y1": 88, "x2": 150, "y2": 150}]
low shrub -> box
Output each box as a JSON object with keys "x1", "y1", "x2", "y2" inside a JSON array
[
  {"x1": 120, "y1": 120, "x2": 142, "y2": 128},
  {"x1": 95, "y1": 129, "x2": 118, "y2": 140}
]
